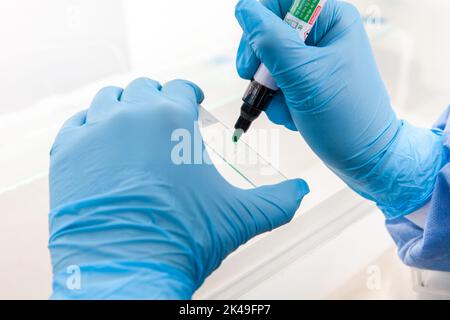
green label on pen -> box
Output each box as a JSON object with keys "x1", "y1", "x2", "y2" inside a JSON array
[{"x1": 290, "y1": 0, "x2": 320, "y2": 23}]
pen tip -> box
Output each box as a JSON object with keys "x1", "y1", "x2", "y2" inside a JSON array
[{"x1": 232, "y1": 129, "x2": 244, "y2": 144}]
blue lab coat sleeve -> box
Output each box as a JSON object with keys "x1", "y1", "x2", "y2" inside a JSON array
[{"x1": 386, "y1": 106, "x2": 450, "y2": 272}]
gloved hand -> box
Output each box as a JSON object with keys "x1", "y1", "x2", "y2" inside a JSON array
[
  {"x1": 386, "y1": 106, "x2": 450, "y2": 272},
  {"x1": 48, "y1": 78, "x2": 309, "y2": 299},
  {"x1": 236, "y1": 0, "x2": 445, "y2": 219}
]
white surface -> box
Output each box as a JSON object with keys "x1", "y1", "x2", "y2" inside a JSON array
[
  {"x1": 0, "y1": 0, "x2": 129, "y2": 115},
  {"x1": 195, "y1": 192, "x2": 384, "y2": 299},
  {"x1": 123, "y1": 0, "x2": 241, "y2": 77},
  {"x1": 238, "y1": 211, "x2": 392, "y2": 299},
  {"x1": 254, "y1": 65, "x2": 279, "y2": 91}
]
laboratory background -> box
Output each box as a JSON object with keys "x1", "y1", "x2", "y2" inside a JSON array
[{"x1": 1, "y1": 0, "x2": 450, "y2": 300}]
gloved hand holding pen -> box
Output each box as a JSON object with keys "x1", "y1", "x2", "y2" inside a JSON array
[
  {"x1": 235, "y1": 0, "x2": 446, "y2": 220},
  {"x1": 48, "y1": 78, "x2": 309, "y2": 299}
]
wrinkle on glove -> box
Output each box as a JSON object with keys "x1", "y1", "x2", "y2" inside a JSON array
[{"x1": 386, "y1": 106, "x2": 450, "y2": 272}]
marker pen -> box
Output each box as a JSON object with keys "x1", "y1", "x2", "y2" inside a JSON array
[{"x1": 233, "y1": 0, "x2": 328, "y2": 143}]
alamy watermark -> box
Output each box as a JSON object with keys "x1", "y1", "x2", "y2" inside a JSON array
[{"x1": 171, "y1": 122, "x2": 281, "y2": 176}]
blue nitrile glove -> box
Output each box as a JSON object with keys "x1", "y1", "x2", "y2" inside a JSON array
[
  {"x1": 48, "y1": 77, "x2": 309, "y2": 299},
  {"x1": 235, "y1": 0, "x2": 445, "y2": 219},
  {"x1": 386, "y1": 106, "x2": 450, "y2": 272}
]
